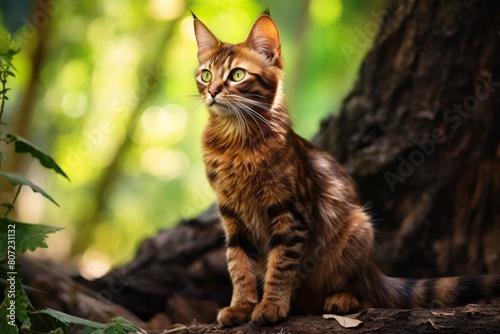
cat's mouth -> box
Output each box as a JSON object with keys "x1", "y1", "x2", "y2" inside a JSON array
[
  {"x1": 206, "y1": 97, "x2": 233, "y2": 116},
  {"x1": 205, "y1": 95, "x2": 218, "y2": 106}
]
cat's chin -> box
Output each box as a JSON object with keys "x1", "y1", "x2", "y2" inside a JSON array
[{"x1": 207, "y1": 104, "x2": 233, "y2": 117}]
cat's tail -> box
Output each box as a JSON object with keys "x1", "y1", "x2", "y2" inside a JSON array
[{"x1": 382, "y1": 274, "x2": 500, "y2": 309}]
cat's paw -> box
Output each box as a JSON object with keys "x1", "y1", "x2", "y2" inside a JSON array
[
  {"x1": 217, "y1": 303, "x2": 254, "y2": 327},
  {"x1": 324, "y1": 293, "x2": 361, "y2": 314},
  {"x1": 251, "y1": 300, "x2": 289, "y2": 325}
]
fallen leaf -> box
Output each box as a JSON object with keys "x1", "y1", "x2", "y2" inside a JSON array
[
  {"x1": 323, "y1": 314, "x2": 363, "y2": 328},
  {"x1": 164, "y1": 323, "x2": 188, "y2": 332},
  {"x1": 431, "y1": 310, "x2": 456, "y2": 316},
  {"x1": 429, "y1": 319, "x2": 455, "y2": 330}
]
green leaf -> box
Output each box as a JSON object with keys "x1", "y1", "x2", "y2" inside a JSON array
[
  {"x1": 15, "y1": 277, "x2": 31, "y2": 328},
  {"x1": 0, "y1": 293, "x2": 18, "y2": 334},
  {"x1": 29, "y1": 310, "x2": 68, "y2": 333},
  {"x1": 0, "y1": 28, "x2": 19, "y2": 57},
  {"x1": 48, "y1": 329, "x2": 65, "y2": 334},
  {"x1": 0, "y1": 171, "x2": 60, "y2": 206},
  {"x1": 32, "y1": 309, "x2": 145, "y2": 334},
  {"x1": 32, "y1": 308, "x2": 106, "y2": 330},
  {"x1": 0, "y1": 277, "x2": 30, "y2": 334},
  {"x1": 101, "y1": 317, "x2": 142, "y2": 334},
  {"x1": 0, "y1": 29, "x2": 12, "y2": 55},
  {"x1": 0, "y1": 218, "x2": 62, "y2": 256},
  {"x1": 6, "y1": 134, "x2": 70, "y2": 180}
]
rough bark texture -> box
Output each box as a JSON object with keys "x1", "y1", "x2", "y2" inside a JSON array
[
  {"x1": 19, "y1": 0, "x2": 500, "y2": 332},
  {"x1": 315, "y1": 0, "x2": 500, "y2": 278}
]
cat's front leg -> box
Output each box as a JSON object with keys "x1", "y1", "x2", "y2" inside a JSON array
[
  {"x1": 217, "y1": 247, "x2": 259, "y2": 327},
  {"x1": 217, "y1": 208, "x2": 259, "y2": 327},
  {"x1": 251, "y1": 214, "x2": 307, "y2": 325}
]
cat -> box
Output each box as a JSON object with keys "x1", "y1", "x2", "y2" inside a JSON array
[{"x1": 192, "y1": 11, "x2": 500, "y2": 327}]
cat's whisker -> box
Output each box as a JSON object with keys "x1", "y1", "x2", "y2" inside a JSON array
[
  {"x1": 233, "y1": 99, "x2": 273, "y2": 128},
  {"x1": 235, "y1": 94, "x2": 272, "y2": 107},
  {"x1": 231, "y1": 96, "x2": 273, "y2": 114},
  {"x1": 243, "y1": 93, "x2": 267, "y2": 100},
  {"x1": 232, "y1": 106, "x2": 248, "y2": 136},
  {"x1": 227, "y1": 102, "x2": 252, "y2": 142},
  {"x1": 233, "y1": 96, "x2": 273, "y2": 115},
  {"x1": 237, "y1": 104, "x2": 270, "y2": 128},
  {"x1": 189, "y1": 96, "x2": 205, "y2": 117},
  {"x1": 234, "y1": 103, "x2": 268, "y2": 141},
  {"x1": 222, "y1": 94, "x2": 271, "y2": 125}
]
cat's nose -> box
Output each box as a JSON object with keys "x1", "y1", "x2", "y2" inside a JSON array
[{"x1": 208, "y1": 88, "x2": 220, "y2": 98}]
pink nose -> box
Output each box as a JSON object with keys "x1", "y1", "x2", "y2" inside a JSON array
[{"x1": 209, "y1": 89, "x2": 220, "y2": 98}]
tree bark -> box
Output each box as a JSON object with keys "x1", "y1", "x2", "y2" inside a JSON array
[
  {"x1": 21, "y1": 0, "x2": 500, "y2": 332},
  {"x1": 315, "y1": 0, "x2": 500, "y2": 278}
]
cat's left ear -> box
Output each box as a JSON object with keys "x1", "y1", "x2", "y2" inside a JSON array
[
  {"x1": 193, "y1": 13, "x2": 221, "y2": 61},
  {"x1": 245, "y1": 14, "x2": 281, "y2": 64}
]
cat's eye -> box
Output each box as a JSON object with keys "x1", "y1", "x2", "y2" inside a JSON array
[
  {"x1": 230, "y1": 69, "x2": 246, "y2": 82},
  {"x1": 201, "y1": 69, "x2": 212, "y2": 82}
]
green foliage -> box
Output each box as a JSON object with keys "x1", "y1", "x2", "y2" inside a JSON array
[
  {"x1": 6, "y1": 134, "x2": 70, "y2": 180},
  {"x1": 0, "y1": 217, "x2": 62, "y2": 257},
  {"x1": 0, "y1": 172, "x2": 60, "y2": 207},
  {"x1": 0, "y1": 33, "x2": 62, "y2": 244},
  {"x1": 32, "y1": 309, "x2": 143, "y2": 334},
  {"x1": 0, "y1": 30, "x2": 70, "y2": 334},
  {"x1": 0, "y1": 305, "x2": 19, "y2": 334},
  {"x1": 0, "y1": 26, "x2": 146, "y2": 334},
  {"x1": 0, "y1": 280, "x2": 29, "y2": 334}
]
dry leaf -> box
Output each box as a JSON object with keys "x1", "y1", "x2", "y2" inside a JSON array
[
  {"x1": 164, "y1": 323, "x2": 188, "y2": 333},
  {"x1": 429, "y1": 319, "x2": 455, "y2": 330},
  {"x1": 431, "y1": 310, "x2": 456, "y2": 316},
  {"x1": 323, "y1": 314, "x2": 363, "y2": 328}
]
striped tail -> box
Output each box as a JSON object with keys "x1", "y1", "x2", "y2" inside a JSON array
[{"x1": 384, "y1": 274, "x2": 500, "y2": 309}]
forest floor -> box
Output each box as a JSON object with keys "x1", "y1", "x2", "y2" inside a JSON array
[{"x1": 146, "y1": 304, "x2": 500, "y2": 334}]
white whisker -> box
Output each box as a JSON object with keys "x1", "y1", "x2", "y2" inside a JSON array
[
  {"x1": 235, "y1": 103, "x2": 266, "y2": 140},
  {"x1": 227, "y1": 102, "x2": 251, "y2": 142},
  {"x1": 188, "y1": 95, "x2": 205, "y2": 117},
  {"x1": 232, "y1": 96, "x2": 273, "y2": 127},
  {"x1": 235, "y1": 96, "x2": 273, "y2": 114}
]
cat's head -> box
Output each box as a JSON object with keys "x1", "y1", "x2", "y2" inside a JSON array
[{"x1": 193, "y1": 13, "x2": 284, "y2": 118}]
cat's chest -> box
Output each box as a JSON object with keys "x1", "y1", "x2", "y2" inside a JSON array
[
  {"x1": 204, "y1": 149, "x2": 272, "y2": 197},
  {"x1": 203, "y1": 141, "x2": 292, "y2": 213},
  {"x1": 201, "y1": 127, "x2": 299, "y2": 234}
]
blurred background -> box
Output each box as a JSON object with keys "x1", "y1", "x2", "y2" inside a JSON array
[{"x1": 0, "y1": 0, "x2": 385, "y2": 279}]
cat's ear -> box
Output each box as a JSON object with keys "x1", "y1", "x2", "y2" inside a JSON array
[
  {"x1": 245, "y1": 14, "x2": 281, "y2": 64},
  {"x1": 192, "y1": 13, "x2": 220, "y2": 60}
]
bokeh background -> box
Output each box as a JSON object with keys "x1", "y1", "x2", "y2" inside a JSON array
[{"x1": 0, "y1": 0, "x2": 384, "y2": 279}]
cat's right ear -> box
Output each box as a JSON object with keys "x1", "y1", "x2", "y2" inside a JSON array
[
  {"x1": 192, "y1": 13, "x2": 220, "y2": 61},
  {"x1": 244, "y1": 14, "x2": 281, "y2": 65}
]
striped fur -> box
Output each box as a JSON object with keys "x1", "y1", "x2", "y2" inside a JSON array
[{"x1": 193, "y1": 13, "x2": 500, "y2": 327}]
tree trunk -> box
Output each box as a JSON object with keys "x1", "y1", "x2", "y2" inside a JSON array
[
  {"x1": 21, "y1": 0, "x2": 500, "y2": 332},
  {"x1": 314, "y1": 0, "x2": 500, "y2": 278}
]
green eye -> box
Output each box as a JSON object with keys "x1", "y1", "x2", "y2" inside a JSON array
[
  {"x1": 230, "y1": 68, "x2": 245, "y2": 82},
  {"x1": 201, "y1": 69, "x2": 212, "y2": 82}
]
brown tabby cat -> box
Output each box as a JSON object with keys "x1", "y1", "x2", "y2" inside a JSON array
[{"x1": 193, "y1": 12, "x2": 500, "y2": 327}]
